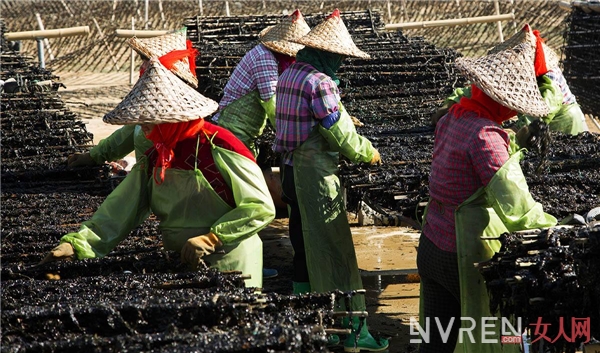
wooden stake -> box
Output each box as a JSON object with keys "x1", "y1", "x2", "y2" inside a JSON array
[
  {"x1": 112, "y1": 0, "x2": 117, "y2": 23},
  {"x1": 158, "y1": 0, "x2": 165, "y2": 22},
  {"x1": 144, "y1": 0, "x2": 149, "y2": 29},
  {"x1": 35, "y1": 13, "x2": 55, "y2": 61},
  {"x1": 493, "y1": 0, "x2": 504, "y2": 42},
  {"x1": 130, "y1": 17, "x2": 135, "y2": 85}
]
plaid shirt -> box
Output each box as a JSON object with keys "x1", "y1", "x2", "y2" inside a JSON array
[
  {"x1": 213, "y1": 44, "x2": 278, "y2": 121},
  {"x1": 273, "y1": 62, "x2": 340, "y2": 165},
  {"x1": 546, "y1": 67, "x2": 577, "y2": 105},
  {"x1": 423, "y1": 110, "x2": 510, "y2": 252}
]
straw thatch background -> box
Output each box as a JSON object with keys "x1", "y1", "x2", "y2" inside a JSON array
[{"x1": 2, "y1": 0, "x2": 571, "y2": 73}]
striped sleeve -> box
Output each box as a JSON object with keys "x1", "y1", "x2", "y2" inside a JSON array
[
  {"x1": 252, "y1": 47, "x2": 279, "y2": 101},
  {"x1": 311, "y1": 77, "x2": 340, "y2": 120}
]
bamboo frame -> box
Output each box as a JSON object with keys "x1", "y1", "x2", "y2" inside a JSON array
[
  {"x1": 5, "y1": 26, "x2": 90, "y2": 40},
  {"x1": 115, "y1": 29, "x2": 171, "y2": 38},
  {"x1": 384, "y1": 13, "x2": 515, "y2": 31}
]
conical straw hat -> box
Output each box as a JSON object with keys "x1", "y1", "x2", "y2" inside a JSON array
[
  {"x1": 455, "y1": 34, "x2": 550, "y2": 118},
  {"x1": 488, "y1": 24, "x2": 560, "y2": 70},
  {"x1": 128, "y1": 28, "x2": 198, "y2": 88},
  {"x1": 259, "y1": 9, "x2": 311, "y2": 57},
  {"x1": 292, "y1": 9, "x2": 370, "y2": 59},
  {"x1": 103, "y1": 58, "x2": 218, "y2": 125}
]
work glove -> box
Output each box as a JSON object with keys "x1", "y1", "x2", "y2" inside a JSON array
[
  {"x1": 431, "y1": 105, "x2": 450, "y2": 126},
  {"x1": 181, "y1": 232, "x2": 223, "y2": 270},
  {"x1": 515, "y1": 119, "x2": 550, "y2": 154},
  {"x1": 370, "y1": 149, "x2": 382, "y2": 166},
  {"x1": 67, "y1": 152, "x2": 98, "y2": 168},
  {"x1": 350, "y1": 115, "x2": 364, "y2": 127},
  {"x1": 39, "y1": 243, "x2": 75, "y2": 265}
]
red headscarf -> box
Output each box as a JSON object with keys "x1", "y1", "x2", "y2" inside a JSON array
[
  {"x1": 532, "y1": 30, "x2": 548, "y2": 77},
  {"x1": 146, "y1": 118, "x2": 208, "y2": 184},
  {"x1": 139, "y1": 40, "x2": 199, "y2": 77},
  {"x1": 450, "y1": 84, "x2": 517, "y2": 125}
]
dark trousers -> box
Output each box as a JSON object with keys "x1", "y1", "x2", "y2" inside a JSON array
[
  {"x1": 417, "y1": 234, "x2": 461, "y2": 353},
  {"x1": 280, "y1": 164, "x2": 310, "y2": 283}
]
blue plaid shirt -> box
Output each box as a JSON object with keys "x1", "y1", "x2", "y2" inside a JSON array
[{"x1": 213, "y1": 44, "x2": 278, "y2": 121}]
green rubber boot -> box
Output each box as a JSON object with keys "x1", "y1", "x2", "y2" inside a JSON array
[
  {"x1": 328, "y1": 334, "x2": 340, "y2": 346},
  {"x1": 343, "y1": 317, "x2": 389, "y2": 352},
  {"x1": 292, "y1": 281, "x2": 311, "y2": 294}
]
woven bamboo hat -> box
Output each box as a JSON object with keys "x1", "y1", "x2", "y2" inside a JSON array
[
  {"x1": 259, "y1": 9, "x2": 311, "y2": 57},
  {"x1": 103, "y1": 58, "x2": 218, "y2": 125},
  {"x1": 488, "y1": 24, "x2": 560, "y2": 71},
  {"x1": 128, "y1": 28, "x2": 198, "y2": 88},
  {"x1": 455, "y1": 27, "x2": 550, "y2": 118},
  {"x1": 292, "y1": 9, "x2": 370, "y2": 59}
]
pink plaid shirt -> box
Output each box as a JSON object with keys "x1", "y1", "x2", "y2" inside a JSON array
[{"x1": 423, "y1": 109, "x2": 510, "y2": 252}]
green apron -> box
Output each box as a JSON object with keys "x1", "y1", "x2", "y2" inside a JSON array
[
  {"x1": 62, "y1": 135, "x2": 273, "y2": 288},
  {"x1": 217, "y1": 90, "x2": 275, "y2": 157},
  {"x1": 291, "y1": 106, "x2": 375, "y2": 311},
  {"x1": 419, "y1": 151, "x2": 556, "y2": 352}
]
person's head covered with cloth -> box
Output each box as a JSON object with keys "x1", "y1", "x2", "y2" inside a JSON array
[
  {"x1": 103, "y1": 58, "x2": 219, "y2": 182},
  {"x1": 42, "y1": 59, "x2": 276, "y2": 289},
  {"x1": 453, "y1": 24, "x2": 550, "y2": 124},
  {"x1": 66, "y1": 28, "x2": 201, "y2": 169},
  {"x1": 291, "y1": 8, "x2": 370, "y2": 86},
  {"x1": 128, "y1": 27, "x2": 199, "y2": 88}
]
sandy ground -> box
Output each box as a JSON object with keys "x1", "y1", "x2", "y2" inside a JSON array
[{"x1": 56, "y1": 71, "x2": 423, "y2": 352}]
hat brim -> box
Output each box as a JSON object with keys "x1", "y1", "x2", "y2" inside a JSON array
[
  {"x1": 261, "y1": 40, "x2": 305, "y2": 57},
  {"x1": 103, "y1": 59, "x2": 218, "y2": 125},
  {"x1": 456, "y1": 42, "x2": 550, "y2": 118}
]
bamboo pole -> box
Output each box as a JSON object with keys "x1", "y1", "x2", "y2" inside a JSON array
[
  {"x1": 115, "y1": 29, "x2": 171, "y2": 38},
  {"x1": 158, "y1": 0, "x2": 165, "y2": 22},
  {"x1": 4, "y1": 26, "x2": 90, "y2": 41},
  {"x1": 35, "y1": 13, "x2": 54, "y2": 61},
  {"x1": 493, "y1": 0, "x2": 504, "y2": 42},
  {"x1": 130, "y1": 17, "x2": 135, "y2": 85},
  {"x1": 112, "y1": 0, "x2": 117, "y2": 23},
  {"x1": 384, "y1": 13, "x2": 515, "y2": 31},
  {"x1": 144, "y1": 0, "x2": 149, "y2": 29},
  {"x1": 60, "y1": 0, "x2": 74, "y2": 17},
  {"x1": 558, "y1": 1, "x2": 572, "y2": 11}
]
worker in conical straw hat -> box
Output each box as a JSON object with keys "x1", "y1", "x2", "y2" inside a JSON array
[
  {"x1": 210, "y1": 11, "x2": 310, "y2": 281},
  {"x1": 273, "y1": 9, "x2": 387, "y2": 352},
  {"x1": 431, "y1": 24, "x2": 588, "y2": 142},
  {"x1": 41, "y1": 58, "x2": 276, "y2": 289},
  {"x1": 213, "y1": 9, "x2": 310, "y2": 157},
  {"x1": 67, "y1": 28, "x2": 199, "y2": 171},
  {"x1": 128, "y1": 27, "x2": 199, "y2": 88},
  {"x1": 501, "y1": 24, "x2": 589, "y2": 143},
  {"x1": 417, "y1": 23, "x2": 557, "y2": 353}
]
